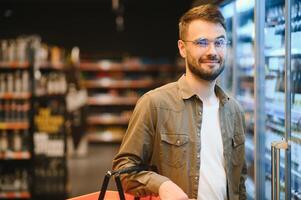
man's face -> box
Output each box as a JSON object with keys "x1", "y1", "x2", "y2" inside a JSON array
[{"x1": 178, "y1": 20, "x2": 227, "y2": 81}]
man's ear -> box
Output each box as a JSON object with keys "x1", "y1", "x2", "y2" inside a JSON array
[{"x1": 178, "y1": 40, "x2": 186, "y2": 58}]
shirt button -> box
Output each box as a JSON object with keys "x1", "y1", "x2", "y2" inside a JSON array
[
  {"x1": 176, "y1": 140, "x2": 180, "y2": 145},
  {"x1": 195, "y1": 176, "x2": 198, "y2": 180},
  {"x1": 197, "y1": 133, "x2": 200, "y2": 137},
  {"x1": 197, "y1": 153, "x2": 200, "y2": 158}
]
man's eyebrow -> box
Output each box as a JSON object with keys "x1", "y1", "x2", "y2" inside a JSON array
[{"x1": 216, "y1": 35, "x2": 226, "y2": 39}]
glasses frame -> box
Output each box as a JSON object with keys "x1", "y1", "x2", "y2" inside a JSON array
[{"x1": 181, "y1": 37, "x2": 231, "y2": 50}]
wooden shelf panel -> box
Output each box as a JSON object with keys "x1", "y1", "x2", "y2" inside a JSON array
[
  {"x1": 38, "y1": 62, "x2": 66, "y2": 70},
  {"x1": 0, "y1": 122, "x2": 30, "y2": 130},
  {"x1": 35, "y1": 94, "x2": 66, "y2": 99},
  {"x1": 82, "y1": 79, "x2": 162, "y2": 89},
  {"x1": 0, "y1": 93, "x2": 31, "y2": 100},
  {"x1": 87, "y1": 115, "x2": 130, "y2": 125},
  {"x1": 0, "y1": 191, "x2": 31, "y2": 199},
  {"x1": 0, "y1": 62, "x2": 30, "y2": 69},
  {"x1": 88, "y1": 96, "x2": 138, "y2": 106},
  {"x1": 87, "y1": 132, "x2": 124, "y2": 143},
  {"x1": 80, "y1": 62, "x2": 178, "y2": 72},
  {"x1": 0, "y1": 151, "x2": 31, "y2": 160}
]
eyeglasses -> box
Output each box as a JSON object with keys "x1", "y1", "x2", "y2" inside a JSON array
[{"x1": 182, "y1": 37, "x2": 230, "y2": 50}]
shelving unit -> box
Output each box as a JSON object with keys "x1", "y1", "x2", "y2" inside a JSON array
[
  {"x1": 80, "y1": 58, "x2": 182, "y2": 143},
  {"x1": 0, "y1": 40, "x2": 33, "y2": 199},
  {"x1": 0, "y1": 36, "x2": 70, "y2": 200},
  {"x1": 32, "y1": 46, "x2": 69, "y2": 200}
]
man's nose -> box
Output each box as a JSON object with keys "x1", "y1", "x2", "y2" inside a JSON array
[{"x1": 205, "y1": 42, "x2": 218, "y2": 54}]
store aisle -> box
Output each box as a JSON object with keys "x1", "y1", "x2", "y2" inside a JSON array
[{"x1": 68, "y1": 143, "x2": 120, "y2": 198}]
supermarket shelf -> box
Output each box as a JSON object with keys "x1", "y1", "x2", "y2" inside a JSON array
[
  {"x1": 240, "y1": 81, "x2": 254, "y2": 89},
  {"x1": 87, "y1": 115, "x2": 130, "y2": 125},
  {"x1": 236, "y1": 95, "x2": 254, "y2": 112},
  {"x1": 80, "y1": 62, "x2": 179, "y2": 72},
  {"x1": 87, "y1": 132, "x2": 124, "y2": 143},
  {"x1": 35, "y1": 94, "x2": 65, "y2": 100},
  {"x1": 266, "y1": 102, "x2": 301, "y2": 124},
  {"x1": 0, "y1": 62, "x2": 30, "y2": 69},
  {"x1": 0, "y1": 191, "x2": 30, "y2": 199},
  {"x1": 0, "y1": 122, "x2": 30, "y2": 130},
  {"x1": 0, "y1": 92, "x2": 31, "y2": 100},
  {"x1": 237, "y1": 96, "x2": 301, "y2": 123},
  {"x1": 82, "y1": 79, "x2": 164, "y2": 89},
  {"x1": 265, "y1": 48, "x2": 301, "y2": 57},
  {"x1": 0, "y1": 151, "x2": 31, "y2": 160},
  {"x1": 266, "y1": 121, "x2": 301, "y2": 142},
  {"x1": 88, "y1": 96, "x2": 138, "y2": 106},
  {"x1": 38, "y1": 62, "x2": 66, "y2": 71}
]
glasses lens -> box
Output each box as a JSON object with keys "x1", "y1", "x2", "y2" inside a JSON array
[
  {"x1": 214, "y1": 38, "x2": 226, "y2": 48},
  {"x1": 195, "y1": 39, "x2": 209, "y2": 47}
]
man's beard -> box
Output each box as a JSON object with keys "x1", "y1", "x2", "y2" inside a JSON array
[{"x1": 187, "y1": 54, "x2": 225, "y2": 81}]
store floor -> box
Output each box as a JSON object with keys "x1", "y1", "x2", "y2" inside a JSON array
[{"x1": 68, "y1": 143, "x2": 120, "y2": 198}]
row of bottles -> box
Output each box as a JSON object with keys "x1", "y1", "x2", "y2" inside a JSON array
[
  {"x1": 0, "y1": 168, "x2": 29, "y2": 192},
  {"x1": 0, "y1": 37, "x2": 33, "y2": 64},
  {"x1": 34, "y1": 133, "x2": 64, "y2": 157},
  {"x1": 35, "y1": 72, "x2": 67, "y2": 96},
  {"x1": 266, "y1": 1, "x2": 301, "y2": 33},
  {"x1": 0, "y1": 35, "x2": 70, "y2": 67},
  {"x1": 0, "y1": 71, "x2": 29, "y2": 94},
  {"x1": 36, "y1": 44, "x2": 67, "y2": 67},
  {"x1": 34, "y1": 158, "x2": 65, "y2": 194},
  {"x1": 0, "y1": 100, "x2": 29, "y2": 122},
  {"x1": 34, "y1": 100, "x2": 65, "y2": 157},
  {"x1": 265, "y1": 57, "x2": 301, "y2": 107},
  {"x1": 0, "y1": 130, "x2": 30, "y2": 153}
]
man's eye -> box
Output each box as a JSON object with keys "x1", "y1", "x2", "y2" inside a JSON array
[
  {"x1": 215, "y1": 39, "x2": 225, "y2": 47},
  {"x1": 196, "y1": 40, "x2": 208, "y2": 46}
]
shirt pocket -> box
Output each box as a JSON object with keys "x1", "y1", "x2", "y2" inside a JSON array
[
  {"x1": 160, "y1": 134, "x2": 188, "y2": 168},
  {"x1": 231, "y1": 134, "x2": 245, "y2": 166}
]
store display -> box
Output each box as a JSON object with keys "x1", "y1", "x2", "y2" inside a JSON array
[
  {"x1": 0, "y1": 167, "x2": 30, "y2": 198},
  {"x1": 265, "y1": 1, "x2": 301, "y2": 199},
  {"x1": 0, "y1": 35, "x2": 71, "y2": 200},
  {"x1": 80, "y1": 57, "x2": 181, "y2": 143},
  {"x1": 221, "y1": 2, "x2": 256, "y2": 199},
  {"x1": 221, "y1": 0, "x2": 301, "y2": 199}
]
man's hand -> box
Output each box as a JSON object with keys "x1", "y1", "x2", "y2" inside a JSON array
[{"x1": 159, "y1": 180, "x2": 189, "y2": 200}]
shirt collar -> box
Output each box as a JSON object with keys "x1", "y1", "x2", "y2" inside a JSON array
[{"x1": 178, "y1": 75, "x2": 230, "y2": 105}]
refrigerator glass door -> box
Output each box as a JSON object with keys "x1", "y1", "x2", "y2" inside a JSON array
[
  {"x1": 290, "y1": 0, "x2": 301, "y2": 198},
  {"x1": 264, "y1": 0, "x2": 286, "y2": 199},
  {"x1": 221, "y1": 0, "x2": 256, "y2": 198}
]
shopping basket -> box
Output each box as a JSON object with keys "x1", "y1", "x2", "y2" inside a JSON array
[{"x1": 67, "y1": 165, "x2": 160, "y2": 200}]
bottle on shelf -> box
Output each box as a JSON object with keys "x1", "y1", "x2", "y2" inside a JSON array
[
  {"x1": 13, "y1": 130, "x2": 22, "y2": 152},
  {"x1": 0, "y1": 130, "x2": 8, "y2": 152}
]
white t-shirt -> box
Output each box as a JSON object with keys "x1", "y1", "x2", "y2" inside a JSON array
[{"x1": 197, "y1": 98, "x2": 227, "y2": 200}]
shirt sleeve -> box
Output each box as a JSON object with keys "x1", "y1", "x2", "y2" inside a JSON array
[{"x1": 112, "y1": 93, "x2": 170, "y2": 196}]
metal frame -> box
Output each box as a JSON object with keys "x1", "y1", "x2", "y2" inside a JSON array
[
  {"x1": 232, "y1": 1, "x2": 238, "y2": 96},
  {"x1": 284, "y1": 0, "x2": 292, "y2": 199},
  {"x1": 254, "y1": 0, "x2": 266, "y2": 199}
]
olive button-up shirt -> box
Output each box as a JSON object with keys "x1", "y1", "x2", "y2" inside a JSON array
[{"x1": 113, "y1": 75, "x2": 247, "y2": 200}]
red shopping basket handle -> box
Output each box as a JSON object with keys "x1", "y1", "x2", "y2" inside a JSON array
[{"x1": 99, "y1": 165, "x2": 153, "y2": 200}]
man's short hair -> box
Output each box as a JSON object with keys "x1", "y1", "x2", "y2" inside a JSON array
[{"x1": 179, "y1": 4, "x2": 226, "y2": 40}]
